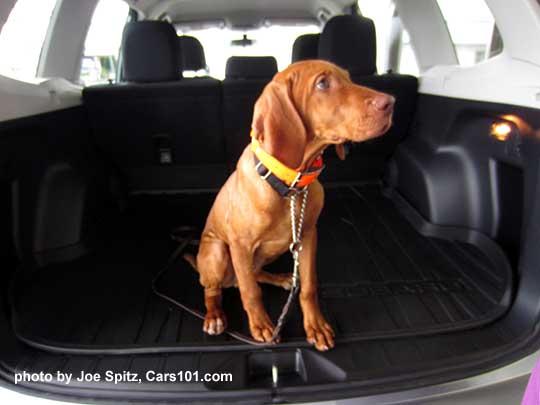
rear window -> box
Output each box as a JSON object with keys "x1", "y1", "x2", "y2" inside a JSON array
[
  {"x1": 359, "y1": 0, "x2": 420, "y2": 76},
  {"x1": 436, "y1": 0, "x2": 501, "y2": 65},
  {"x1": 0, "y1": 0, "x2": 57, "y2": 82},
  {"x1": 176, "y1": 23, "x2": 320, "y2": 80},
  {"x1": 80, "y1": 0, "x2": 129, "y2": 86}
]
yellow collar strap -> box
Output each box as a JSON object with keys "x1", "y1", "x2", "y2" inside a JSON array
[{"x1": 250, "y1": 132, "x2": 324, "y2": 196}]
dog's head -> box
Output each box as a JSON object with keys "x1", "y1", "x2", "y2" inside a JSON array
[{"x1": 252, "y1": 60, "x2": 394, "y2": 166}]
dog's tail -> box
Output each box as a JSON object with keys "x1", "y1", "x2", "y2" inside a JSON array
[{"x1": 183, "y1": 253, "x2": 199, "y2": 273}]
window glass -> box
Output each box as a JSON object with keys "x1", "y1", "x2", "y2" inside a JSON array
[
  {"x1": 359, "y1": 0, "x2": 419, "y2": 75},
  {"x1": 80, "y1": 0, "x2": 128, "y2": 86},
  {"x1": 437, "y1": 0, "x2": 501, "y2": 65},
  {"x1": 398, "y1": 29, "x2": 419, "y2": 76},
  {"x1": 177, "y1": 24, "x2": 320, "y2": 80},
  {"x1": 0, "y1": 0, "x2": 57, "y2": 82}
]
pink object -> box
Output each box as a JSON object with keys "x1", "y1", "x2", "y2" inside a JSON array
[{"x1": 523, "y1": 360, "x2": 540, "y2": 405}]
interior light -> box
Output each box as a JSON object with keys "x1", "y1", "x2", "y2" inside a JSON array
[
  {"x1": 491, "y1": 121, "x2": 512, "y2": 141},
  {"x1": 502, "y1": 114, "x2": 532, "y2": 135}
]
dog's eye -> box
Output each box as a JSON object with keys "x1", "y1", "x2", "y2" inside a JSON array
[{"x1": 316, "y1": 78, "x2": 329, "y2": 91}]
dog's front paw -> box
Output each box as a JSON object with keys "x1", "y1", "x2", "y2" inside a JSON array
[
  {"x1": 203, "y1": 308, "x2": 227, "y2": 335},
  {"x1": 304, "y1": 313, "x2": 335, "y2": 351},
  {"x1": 248, "y1": 310, "x2": 276, "y2": 343}
]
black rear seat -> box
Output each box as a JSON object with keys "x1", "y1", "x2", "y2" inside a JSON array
[
  {"x1": 119, "y1": 21, "x2": 180, "y2": 83},
  {"x1": 222, "y1": 56, "x2": 278, "y2": 165},
  {"x1": 291, "y1": 33, "x2": 320, "y2": 62},
  {"x1": 178, "y1": 35, "x2": 208, "y2": 75},
  {"x1": 318, "y1": 15, "x2": 418, "y2": 182},
  {"x1": 83, "y1": 21, "x2": 226, "y2": 192},
  {"x1": 83, "y1": 18, "x2": 417, "y2": 192}
]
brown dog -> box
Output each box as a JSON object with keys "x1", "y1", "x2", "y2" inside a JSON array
[{"x1": 185, "y1": 60, "x2": 394, "y2": 351}]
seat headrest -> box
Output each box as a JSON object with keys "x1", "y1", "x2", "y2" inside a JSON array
[
  {"x1": 121, "y1": 21, "x2": 180, "y2": 82},
  {"x1": 179, "y1": 35, "x2": 206, "y2": 71},
  {"x1": 292, "y1": 33, "x2": 320, "y2": 63},
  {"x1": 225, "y1": 56, "x2": 278, "y2": 79},
  {"x1": 319, "y1": 15, "x2": 377, "y2": 76}
]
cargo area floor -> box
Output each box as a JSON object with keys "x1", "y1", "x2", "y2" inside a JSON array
[{"x1": 11, "y1": 185, "x2": 513, "y2": 353}]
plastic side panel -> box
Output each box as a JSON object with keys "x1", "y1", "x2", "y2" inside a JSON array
[
  {"x1": 390, "y1": 94, "x2": 539, "y2": 267},
  {"x1": 0, "y1": 107, "x2": 106, "y2": 267},
  {"x1": 0, "y1": 76, "x2": 82, "y2": 122},
  {"x1": 33, "y1": 163, "x2": 87, "y2": 253}
]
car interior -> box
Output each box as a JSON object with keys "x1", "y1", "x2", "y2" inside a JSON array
[{"x1": 0, "y1": 0, "x2": 539, "y2": 403}]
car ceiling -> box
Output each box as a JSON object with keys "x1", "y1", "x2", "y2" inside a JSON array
[{"x1": 124, "y1": 0, "x2": 356, "y2": 27}]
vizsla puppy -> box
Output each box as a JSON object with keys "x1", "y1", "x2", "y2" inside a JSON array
[{"x1": 185, "y1": 60, "x2": 394, "y2": 351}]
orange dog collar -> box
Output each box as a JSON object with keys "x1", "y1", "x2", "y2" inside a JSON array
[{"x1": 250, "y1": 133, "x2": 324, "y2": 196}]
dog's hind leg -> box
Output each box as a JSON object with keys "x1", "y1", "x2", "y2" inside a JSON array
[
  {"x1": 197, "y1": 237, "x2": 231, "y2": 336},
  {"x1": 256, "y1": 270, "x2": 293, "y2": 290}
]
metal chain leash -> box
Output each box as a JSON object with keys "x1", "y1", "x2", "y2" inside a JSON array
[
  {"x1": 155, "y1": 189, "x2": 310, "y2": 346},
  {"x1": 271, "y1": 187, "x2": 309, "y2": 342}
]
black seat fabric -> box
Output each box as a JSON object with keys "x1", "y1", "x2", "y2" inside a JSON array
[
  {"x1": 225, "y1": 56, "x2": 278, "y2": 79},
  {"x1": 178, "y1": 35, "x2": 207, "y2": 72},
  {"x1": 83, "y1": 21, "x2": 226, "y2": 191},
  {"x1": 222, "y1": 56, "x2": 278, "y2": 165},
  {"x1": 318, "y1": 14, "x2": 418, "y2": 183},
  {"x1": 319, "y1": 15, "x2": 377, "y2": 76},
  {"x1": 291, "y1": 33, "x2": 320, "y2": 63},
  {"x1": 122, "y1": 21, "x2": 181, "y2": 82}
]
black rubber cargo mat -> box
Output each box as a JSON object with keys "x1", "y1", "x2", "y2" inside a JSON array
[{"x1": 11, "y1": 185, "x2": 513, "y2": 353}]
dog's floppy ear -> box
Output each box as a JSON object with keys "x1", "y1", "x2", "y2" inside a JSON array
[{"x1": 251, "y1": 78, "x2": 307, "y2": 169}]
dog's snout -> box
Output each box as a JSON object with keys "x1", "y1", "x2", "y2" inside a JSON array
[{"x1": 367, "y1": 94, "x2": 395, "y2": 113}]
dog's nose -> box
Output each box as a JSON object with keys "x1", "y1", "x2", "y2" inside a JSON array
[{"x1": 368, "y1": 94, "x2": 395, "y2": 113}]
